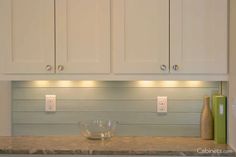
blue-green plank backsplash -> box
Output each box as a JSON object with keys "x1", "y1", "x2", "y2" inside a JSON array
[{"x1": 12, "y1": 81, "x2": 220, "y2": 136}]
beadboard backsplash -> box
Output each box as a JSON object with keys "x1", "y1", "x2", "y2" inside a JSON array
[{"x1": 12, "y1": 81, "x2": 221, "y2": 136}]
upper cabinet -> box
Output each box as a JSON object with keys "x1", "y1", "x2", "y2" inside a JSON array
[
  {"x1": 112, "y1": 0, "x2": 169, "y2": 74},
  {"x1": 170, "y1": 0, "x2": 228, "y2": 74},
  {"x1": 113, "y1": 0, "x2": 228, "y2": 74},
  {"x1": 0, "y1": 0, "x2": 228, "y2": 79},
  {"x1": 56, "y1": 0, "x2": 110, "y2": 74},
  {"x1": 0, "y1": 0, "x2": 55, "y2": 74},
  {"x1": 0, "y1": 0, "x2": 110, "y2": 74}
]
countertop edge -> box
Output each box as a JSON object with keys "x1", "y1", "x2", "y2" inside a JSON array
[{"x1": 0, "y1": 149, "x2": 235, "y2": 156}]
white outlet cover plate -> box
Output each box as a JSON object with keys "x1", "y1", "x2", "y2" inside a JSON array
[
  {"x1": 45, "y1": 95, "x2": 56, "y2": 112},
  {"x1": 157, "y1": 96, "x2": 168, "y2": 113}
]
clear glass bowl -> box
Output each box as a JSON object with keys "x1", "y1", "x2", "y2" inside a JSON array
[{"x1": 79, "y1": 120, "x2": 118, "y2": 140}]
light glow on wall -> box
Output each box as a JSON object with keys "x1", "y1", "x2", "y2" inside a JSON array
[
  {"x1": 56, "y1": 81, "x2": 73, "y2": 87},
  {"x1": 32, "y1": 80, "x2": 205, "y2": 88},
  {"x1": 161, "y1": 81, "x2": 178, "y2": 87},
  {"x1": 33, "y1": 80, "x2": 97, "y2": 87},
  {"x1": 80, "y1": 81, "x2": 96, "y2": 87},
  {"x1": 186, "y1": 81, "x2": 202, "y2": 87},
  {"x1": 137, "y1": 81, "x2": 155, "y2": 87},
  {"x1": 33, "y1": 81, "x2": 50, "y2": 87},
  {"x1": 136, "y1": 81, "x2": 205, "y2": 87}
]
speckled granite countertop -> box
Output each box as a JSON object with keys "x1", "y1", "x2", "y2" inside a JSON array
[{"x1": 0, "y1": 136, "x2": 235, "y2": 156}]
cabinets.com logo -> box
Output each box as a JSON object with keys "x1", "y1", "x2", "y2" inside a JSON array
[{"x1": 197, "y1": 147, "x2": 234, "y2": 154}]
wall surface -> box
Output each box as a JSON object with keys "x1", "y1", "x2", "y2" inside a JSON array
[
  {"x1": 229, "y1": 0, "x2": 236, "y2": 151},
  {"x1": 0, "y1": 81, "x2": 11, "y2": 136},
  {"x1": 12, "y1": 81, "x2": 220, "y2": 136}
]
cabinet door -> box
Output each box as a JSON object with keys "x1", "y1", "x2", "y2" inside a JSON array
[
  {"x1": 0, "y1": 0, "x2": 55, "y2": 74},
  {"x1": 171, "y1": 0, "x2": 228, "y2": 74},
  {"x1": 56, "y1": 0, "x2": 110, "y2": 74},
  {"x1": 112, "y1": 0, "x2": 169, "y2": 74}
]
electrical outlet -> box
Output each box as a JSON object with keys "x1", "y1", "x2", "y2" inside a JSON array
[
  {"x1": 157, "y1": 96, "x2": 167, "y2": 113},
  {"x1": 45, "y1": 95, "x2": 56, "y2": 112}
]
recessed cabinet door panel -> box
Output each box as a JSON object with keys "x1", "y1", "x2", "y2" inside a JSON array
[
  {"x1": 112, "y1": 0, "x2": 169, "y2": 74},
  {"x1": 56, "y1": 0, "x2": 110, "y2": 74},
  {"x1": 170, "y1": 0, "x2": 228, "y2": 74},
  {"x1": 0, "y1": 0, "x2": 55, "y2": 74}
]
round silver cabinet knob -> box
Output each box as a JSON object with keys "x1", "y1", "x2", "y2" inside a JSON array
[
  {"x1": 45, "y1": 65, "x2": 52, "y2": 71},
  {"x1": 172, "y1": 65, "x2": 179, "y2": 71},
  {"x1": 160, "y1": 64, "x2": 167, "y2": 71},
  {"x1": 57, "y1": 65, "x2": 64, "y2": 72}
]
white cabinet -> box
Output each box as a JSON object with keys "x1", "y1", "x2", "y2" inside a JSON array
[
  {"x1": 56, "y1": 0, "x2": 110, "y2": 74},
  {"x1": 170, "y1": 0, "x2": 228, "y2": 74},
  {"x1": 0, "y1": 0, "x2": 110, "y2": 74},
  {"x1": 0, "y1": 0, "x2": 228, "y2": 78},
  {"x1": 0, "y1": 0, "x2": 55, "y2": 74},
  {"x1": 112, "y1": 0, "x2": 169, "y2": 74},
  {"x1": 113, "y1": 0, "x2": 228, "y2": 74}
]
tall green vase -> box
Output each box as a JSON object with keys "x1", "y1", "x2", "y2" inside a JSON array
[{"x1": 212, "y1": 95, "x2": 227, "y2": 144}]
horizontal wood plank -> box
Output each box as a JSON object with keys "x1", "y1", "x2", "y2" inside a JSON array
[
  {"x1": 13, "y1": 87, "x2": 218, "y2": 100},
  {"x1": 13, "y1": 100, "x2": 203, "y2": 112},
  {"x1": 13, "y1": 112, "x2": 200, "y2": 125},
  {"x1": 13, "y1": 124, "x2": 200, "y2": 136}
]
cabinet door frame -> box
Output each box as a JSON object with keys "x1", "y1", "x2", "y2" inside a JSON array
[
  {"x1": 112, "y1": 0, "x2": 170, "y2": 74},
  {"x1": 0, "y1": 0, "x2": 55, "y2": 74},
  {"x1": 55, "y1": 0, "x2": 111, "y2": 74},
  {"x1": 170, "y1": 0, "x2": 228, "y2": 74}
]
